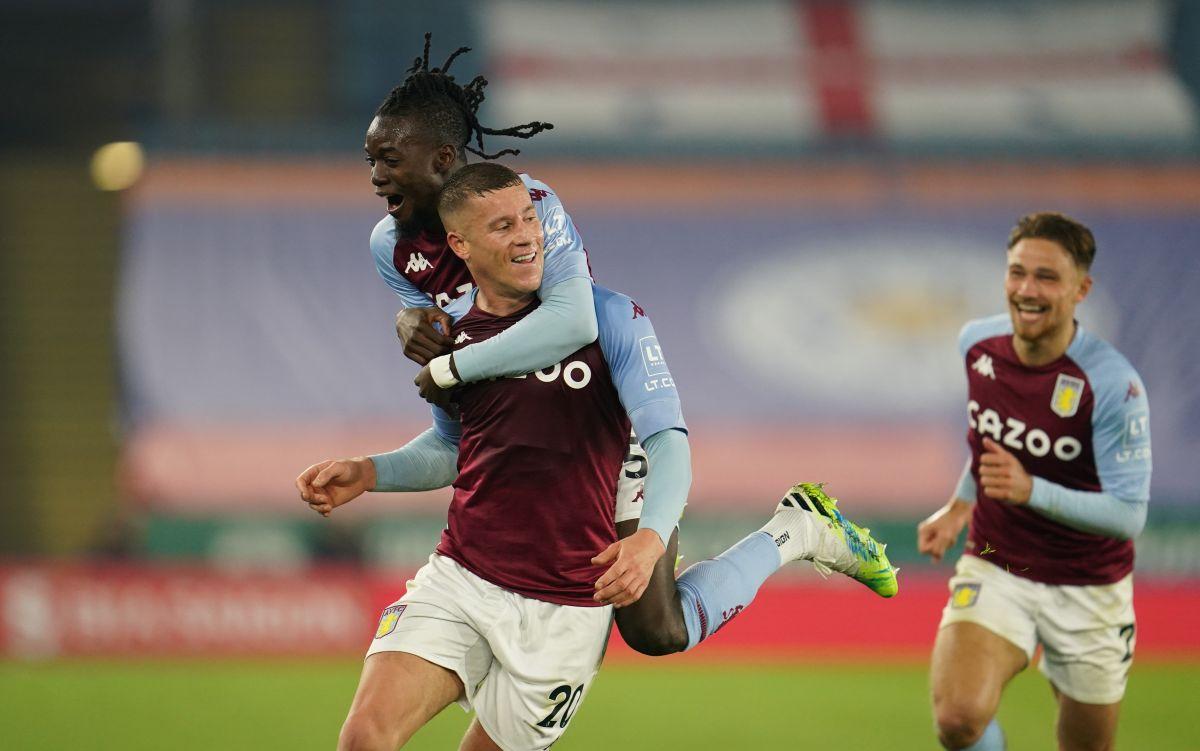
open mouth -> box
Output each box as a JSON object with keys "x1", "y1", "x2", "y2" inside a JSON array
[
  {"x1": 1013, "y1": 301, "x2": 1049, "y2": 323},
  {"x1": 512, "y1": 251, "x2": 537, "y2": 265},
  {"x1": 384, "y1": 194, "x2": 404, "y2": 216}
]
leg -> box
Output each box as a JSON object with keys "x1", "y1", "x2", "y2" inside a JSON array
[
  {"x1": 339, "y1": 651, "x2": 463, "y2": 751},
  {"x1": 458, "y1": 719, "x2": 503, "y2": 751},
  {"x1": 1054, "y1": 689, "x2": 1120, "y2": 751},
  {"x1": 612, "y1": 520, "x2": 688, "y2": 655},
  {"x1": 931, "y1": 622, "x2": 1026, "y2": 750}
]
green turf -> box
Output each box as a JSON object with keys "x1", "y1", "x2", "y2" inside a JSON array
[{"x1": 2, "y1": 659, "x2": 1196, "y2": 749}]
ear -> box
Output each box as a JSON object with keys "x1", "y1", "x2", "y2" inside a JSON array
[
  {"x1": 434, "y1": 143, "x2": 460, "y2": 175},
  {"x1": 446, "y1": 230, "x2": 470, "y2": 261},
  {"x1": 1076, "y1": 273, "x2": 1093, "y2": 303}
]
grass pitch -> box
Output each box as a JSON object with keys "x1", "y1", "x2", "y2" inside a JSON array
[{"x1": 2, "y1": 659, "x2": 1196, "y2": 750}]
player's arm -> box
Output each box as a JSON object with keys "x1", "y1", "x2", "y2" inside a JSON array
[
  {"x1": 295, "y1": 408, "x2": 462, "y2": 516},
  {"x1": 590, "y1": 287, "x2": 690, "y2": 607},
  {"x1": 371, "y1": 218, "x2": 454, "y2": 363},
  {"x1": 1012, "y1": 375, "x2": 1150, "y2": 539},
  {"x1": 426, "y1": 183, "x2": 597, "y2": 386},
  {"x1": 917, "y1": 458, "x2": 976, "y2": 563},
  {"x1": 919, "y1": 317, "x2": 1010, "y2": 561}
]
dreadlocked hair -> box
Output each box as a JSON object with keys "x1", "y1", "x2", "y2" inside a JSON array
[{"x1": 375, "y1": 32, "x2": 553, "y2": 159}]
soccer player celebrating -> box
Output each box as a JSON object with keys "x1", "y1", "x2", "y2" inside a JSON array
[
  {"x1": 298, "y1": 164, "x2": 897, "y2": 750},
  {"x1": 918, "y1": 213, "x2": 1152, "y2": 751},
  {"x1": 359, "y1": 35, "x2": 896, "y2": 661}
]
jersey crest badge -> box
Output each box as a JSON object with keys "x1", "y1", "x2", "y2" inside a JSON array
[
  {"x1": 375, "y1": 604, "x2": 406, "y2": 639},
  {"x1": 405, "y1": 253, "x2": 433, "y2": 273},
  {"x1": 971, "y1": 353, "x2": 996, "y2": 380},
  {"x1": 950, "y1": 582, "x2": 981, "y2": 609},
  {"x1": 1051, "y1": 373, "x2": 1085, "y2": 417},
  {"x1": 455, "y1": 331, "x2": 472, "y2": 345}
]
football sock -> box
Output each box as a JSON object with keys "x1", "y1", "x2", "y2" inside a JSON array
[
  {"x1": 960, "y1": 718, "x2": 1005, "y2": 751},
  {"x1": 676, "y1": 531, "x2": 781, "y2": 651}
]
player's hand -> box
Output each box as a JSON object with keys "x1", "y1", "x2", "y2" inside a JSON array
[
  {"x1": 917, "y1": 498, "x2": 972, "y2": 563},
  {"x1": 978, "y1": 438, "x2": 1032, "y2": 505},
  {"x1": 295, "y1": 457, "x2": 376, "y2": 517},
  {"x1": 414, "y1": 365, "x2": 456, "y2": 407},
  {"x1": 395, "y1": 307, "x2": 453, "y2": 365},
  {"x1": 591, "y1": 529, "x2": 665, "y2": 608}
]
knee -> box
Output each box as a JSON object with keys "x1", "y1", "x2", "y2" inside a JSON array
[
  {"x1": 933, "y1": 699, "x2": 992, "y2": 750},
  {"x1": 339, "y1": 711, "x2": 401, "y2": 751},
  {"x1": 619, "y1": 619, "x2": 688, "y2": 656}
]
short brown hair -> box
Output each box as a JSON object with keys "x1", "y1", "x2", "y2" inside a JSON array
[
  {"x1": 1007, "y1": 212, "x2": 1096, "y2": 271},
  {"x1": 438, "y1": 162, "x2": 524, "y2": 220}
]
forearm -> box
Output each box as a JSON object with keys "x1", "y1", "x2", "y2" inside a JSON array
[
  {"x1": 637, "y1": 428, "x2": 692, "y2": 547},
  {"x1": 369, "y1": 427, "x2": 459, "y2": 492},
  {"x1": 1027, "y1": 477, "x2": 1148, "y2": 540},
  {"x1": 952, "y1": 457, "x2": 976, "y2": 503},
  {"x1": 451, "y1": 277, "x2": 597, "y2": 381}
]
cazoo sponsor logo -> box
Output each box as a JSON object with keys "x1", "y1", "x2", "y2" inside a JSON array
[{"x1": 968, "y1": 401, "x2": 1083, "y2": 461}]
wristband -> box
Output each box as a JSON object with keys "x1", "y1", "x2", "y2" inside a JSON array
[{"x1": 429, "y1": 354, "x2": 460, "y2": 388}]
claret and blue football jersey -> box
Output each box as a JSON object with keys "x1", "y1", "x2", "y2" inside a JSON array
[{"x1": 958, "y1": 315, "x2": 1151, "y2": 585}]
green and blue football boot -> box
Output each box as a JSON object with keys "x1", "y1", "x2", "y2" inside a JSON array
[{"x1": 764, "y1": 482, "x2": 899, "y2": 598}]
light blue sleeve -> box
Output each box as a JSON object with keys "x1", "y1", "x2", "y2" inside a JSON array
[
  {"x1": 525, "y1": 175, "x2": 591, "y2": 290},
  {"x1": 595, "y1": 285, "x2": 690, "y2": 544},
  {"x1": 1025, "y1": 332, "x2": 1152, "y2": 539},
  {"x1": 370, "y1": 218, "x2": 435, "y2": 309},
  {"x1": 958, "y1": 314, "x2": 1012, "y2": 358},
  {"x1": 450, "y1": 277, "x2": 598, "y2": 382},
  {"x1": 369, "y1": 427, "x2": 459, "y2": 492},
  {"x1": 1027, "y1": 478, "x2": 1147, "y2": 539},
  {"x1": 639, "y1": 428, "x2": 692, "y2": 546},
  {"x1": 953, "y1": 457, "x2": 976, "y2": 502},
  {"x1": 1083, "y1": 350, "x2": 1152, "y2": 503},
  {"x1": 594, "y1": 285, "x2": 687, "y2": 442}
]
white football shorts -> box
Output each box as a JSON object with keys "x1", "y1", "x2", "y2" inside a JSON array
[
  {"x1": 367, "y1": 553, "x2": 613, "y2": 751},
  {"x1": 614, "y1": 431, "x2": 647, "y2": 524},
  {"x1": 939, "y1": 554, "x2": 1136, "y2": 704}
]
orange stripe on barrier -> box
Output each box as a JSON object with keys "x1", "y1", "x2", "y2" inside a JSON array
[{"x1": 131, "y1": 160, "x2": 1200, "y2": 210}]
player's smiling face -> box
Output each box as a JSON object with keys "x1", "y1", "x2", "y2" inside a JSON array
[
  {"x1": 1005, "y1": 237, "x2": 1091, "y2": 352},
  {"x1": 364, "y1": 115, "x2": 458, "y2": 234},
  {"x1": 448, "y1": 185, "x2": 544, "y2": 309}
]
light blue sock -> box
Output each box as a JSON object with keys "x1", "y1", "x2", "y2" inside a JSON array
[
  {"x1": 676, "y1": 531, "x2": 782, "y2": 650},
  {"x1": 960, "y1": 719, "x2": 1005, "y2": 751}
]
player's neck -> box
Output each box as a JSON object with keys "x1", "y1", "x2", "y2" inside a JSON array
[
  {"x1": 1012, "y1": 320, "x2": 1076, "y2": 367},
  {"x1": 474, "y1": 286, "x2": 536, "y2": 317},
  {"x1": 395, "y1": 212, "x2": 446, "y2": 240}
]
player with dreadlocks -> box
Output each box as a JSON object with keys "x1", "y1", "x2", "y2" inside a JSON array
[
  {"x1": 365, "y1": 33, "x2": 583, "y2": 394},
  {"x1": 300, "y1": 34, "x2": 897, "y2": 750}
]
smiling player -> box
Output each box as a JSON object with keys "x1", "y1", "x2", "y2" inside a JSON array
[{"x1": 918, "y1": 213, "x2": 1152, "y2": 751}]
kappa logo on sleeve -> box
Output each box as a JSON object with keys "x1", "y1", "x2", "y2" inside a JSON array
[{"x1": 375, "y1": 604, "x2": 406, "y2": 639}]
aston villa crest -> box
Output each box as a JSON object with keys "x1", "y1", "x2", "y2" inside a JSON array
[
  {"x1": 375, "y1": 604, "x2": 406, "y2": 639},
  {"x1": 1051, "y1": 373, "x2": 1085, "y2": 418}
]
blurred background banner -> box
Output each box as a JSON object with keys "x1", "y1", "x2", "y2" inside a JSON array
[{"x1": 3, "y1": 0, "x2": 1200, "y2": 660}]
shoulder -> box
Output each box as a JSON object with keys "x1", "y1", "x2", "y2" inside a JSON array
[
  {"x1": 958, "y1": 314, "x2": 1012, "y2": 357},
  {"x1": 593, "y1": 284, "x2": 640, "y2": 327},
  {"x1": 521, "y1": 172, "x2": 566, "y2": 217},
  {"x1": 1068, "y1": 327, "x2": 1145, "y2": 406},
  {"x1": 370, "y1": 217, "x2": 397, "y2": 259},
  {"x1": 520, "y1": 172, "x2": 555, "y2": 199}
]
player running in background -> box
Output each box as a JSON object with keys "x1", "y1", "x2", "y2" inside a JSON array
[
  {"x1": 361, "y1": 36, "x2": 895, "y2": 659},
  {"x1": 917, "y1": 213, "x2": 1152, "y2": 751},
  {"x1": 299, "y1": 164, "x2": 897, "y2": 749}
]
